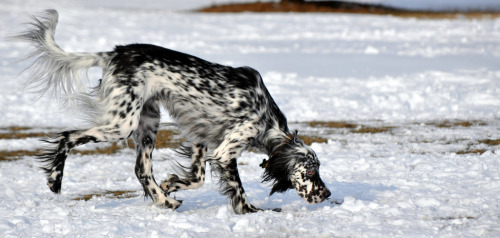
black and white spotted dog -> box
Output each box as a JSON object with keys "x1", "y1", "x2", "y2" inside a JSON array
[{"x1": 16, "y1": 10, "x2": 331, "y2": 214}]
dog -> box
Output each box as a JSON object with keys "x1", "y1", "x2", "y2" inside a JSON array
[{"x1": 15, "y1": 9, "x2": 331, "y2": 214}]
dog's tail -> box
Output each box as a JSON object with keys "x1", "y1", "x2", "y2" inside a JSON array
[{"x1": 14, "y1": 9, "x2": 109, "y2": 98}]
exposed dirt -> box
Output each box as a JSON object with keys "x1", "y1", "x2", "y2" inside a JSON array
[
  {"x1": 426, "y1": 120, "x2": 488, "y2": 128},
  {"x1": 479, "y1": 139, "x2": 500, "y2": 146},
  {"x1": 0, "y1": 127, "x2": 47, "y2": 139},
  {"x1": 0, "y1": 128, "x2": 183, "y2": 161},
  {"x1": 0, "y1": 150, "x2": 41, "y2": 161},
  {"x1": 307, "y1": 121, "x2": 394, "y2": 133},
  {"x1": 456, "y1": 149, "x2": 488, "y2": 155},
  {"x1": 73, "y1": 190, "x2": 139, "y2": 201},
  {"x1": 0, "y1": 120, "x2": 497, "y2": 160},
  {"x1": 197, "y1": 1, "x2": 500, "y2": 19},
  {"x1": 298, "y1": 135, "x2": 328, "y2": 145}
]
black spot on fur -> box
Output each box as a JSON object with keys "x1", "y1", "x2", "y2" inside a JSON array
[
  {"x1": 230, "y1": 67, "x2": 259, "y2": 89},
  {"x1": 75, "y1": 136, "x2": 97, "y2": 145}
]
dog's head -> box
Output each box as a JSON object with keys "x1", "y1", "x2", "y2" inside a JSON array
[{"x1": 263, "y1": 132, "x2": 331, "y2": 203}]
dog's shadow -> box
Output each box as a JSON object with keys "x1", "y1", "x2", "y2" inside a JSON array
[
  {"x1": 171, "y1": 181, "x2": 397, "y2": 213},
  {"x1": 261, "y1": 181, "x2": 397, "y2": 211},
  {"x1": 329, "y1": 181, "x2": 397, "y2": 202}
]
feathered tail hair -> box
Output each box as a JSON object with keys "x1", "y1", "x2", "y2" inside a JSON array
[{"x1": 14, "y1": 9, "x2": 109, "y2": 100}]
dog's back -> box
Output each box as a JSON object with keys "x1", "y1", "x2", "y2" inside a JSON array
[{"x1": 105, "y1": 43, "x2": 275, "y2": 146}]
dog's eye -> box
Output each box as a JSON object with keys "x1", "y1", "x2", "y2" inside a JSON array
[{"x1": 307, "y1": 169, "x2": 315, "y2": 177}]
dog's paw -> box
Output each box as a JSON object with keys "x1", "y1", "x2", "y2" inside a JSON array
[
  {"x1": 157, "y1": 196, "x2": 182, "y2": 210},
  {"x1": 47, "y1": 177, "x2": 62, "y2": 194},
  {"x1": 237, "y1": 203, "x2": 263, "y2": 214},
  {"x1": 160, "y1": 174, "x2": 181, "y2": 193}
]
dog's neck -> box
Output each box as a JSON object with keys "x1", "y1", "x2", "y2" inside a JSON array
[{"x1": 262, "y1": 124, "x2": 292, "y2": 156}]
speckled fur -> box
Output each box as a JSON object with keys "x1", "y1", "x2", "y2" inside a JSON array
[{"x1": 16, "y1": 9, "x2": 330, "y2": 214}]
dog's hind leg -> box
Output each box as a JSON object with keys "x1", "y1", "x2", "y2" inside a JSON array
[
  {"x1": 39, "y1": 130, "x2": 98, "y2": 193},
  {"x1": 160, "y1": 144, "x2": 207, "y2": 194},
  {"x1": 133, "y1": 98, "x2": 182, "y2": 209},
  {"x1": 39, "y1": 76, "x2": 145, "y2": 194},
  {"x1": 40, "y1": 123, "x2": 139, "y2": 193}
]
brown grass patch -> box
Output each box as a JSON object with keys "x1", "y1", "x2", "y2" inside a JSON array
[
  {"x1": 456, "y1": 149, "x2": 488, "y2": 155},
  {"x1": 200, "y1": 2, "x2": 345, "y2": 13},
  {"x1": 0, "y1": 126, "x2": 47, "y2": 139},
  {"x1": 307, "y1": 121, "x2": 393, "y2": 134},
  {"x1": 72, "y1": 140, "x2": 135, "y2": 156},
  {"x1": 71, "y1": 129, "x2": 183, "y2": 155},
  {"x1": 479, "y1": 139, "x2": 500, "y2": 146},
  {"x1": 198, "y1": 1, "x2": 500, "y2": 19},
  {"x1": 428, "y1": 120, "x2": 487, "y2": 128},
  {"x1": 0, "y1": 150, "x2": 41, "y2": 161},
  {"x1": 73, "y1": 190, "x2": 138, "y2": 201},
  {"x1": 353, "y1": 126, "x2": 394, "y2": 134},
  {"x1": 308, "y1": 121, "x2": 358, "y2": 129},
  {"x1": 155, "y1": 129, "x2": 184, "y2": 149},
  {"x1": 0, "y1": 129, "x2": 183, "y2": 160},
  {"x1": 0, "y1": 123, "x2": 496, "y2": 160},
  {"x1": 298, "y1": 135, "x2": 328, "y2": 145}
]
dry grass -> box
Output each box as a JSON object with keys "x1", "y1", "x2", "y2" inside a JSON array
[
  {"x1": 200, "y1": 2, "x2": 342, "y2": 13},
  {"x1": 0, "y1": 121, "x2": 496, "y2": 160},
  {"x1": 353, "y1": 126, "x2": 394, "y2": 134},
  {"x1": 308, "y1": 121, "x2": 358, "y2": 129},
  {"x1": 72, "y1": 140, "x2": 135, "y2": 156},
  {"x1": 0, "y1": 150, "x2": 41, "y2": 161},
  {"x1": 198, "y1": 2, "x2": 500, "y2": 19},
  {"x1": 456, "y1": 149, "x2": 488, "y2": 155},
  {"x1": 479, "y1": 139, "x2": 500, "y2": 146},
  {"x1": 428, "y1": 120, "x2": 487, "y2": 128},
  {"x1": 155, "y1": 129, "x2": 184, "y2": 149},
  {"x1": 0, "y1": 128, "x2": 183, "y2": 161},
  {"x1": 0, "y1": 126, "x2": 47, "y2": 139},
  {"x1": 73, "y1": 190, "x2": 138, "y2": 201},
  {"x1": 307, "y1": 121, "x2": 394, "y2": 134},
  {"x1": 298, "y1": 135, "x2": 328, "y2": 145},
  {"x1": 389, "y1": 12, "x2": 500, "y2": 19},
  {"x1": 71, "y1": 130, "x2": 183, "y2": 155}
]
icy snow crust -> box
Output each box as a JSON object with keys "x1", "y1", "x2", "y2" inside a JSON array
[{"x1": 1, "y1": 1, "x2": 500, "y2": 237}]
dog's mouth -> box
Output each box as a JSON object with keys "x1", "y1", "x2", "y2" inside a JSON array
[
  {"x1": 302, "y1": 188, "x2": 331, "y2": 204},
  {"x1": 293, "y1": 180, "x2": 331, "y2": 204}
]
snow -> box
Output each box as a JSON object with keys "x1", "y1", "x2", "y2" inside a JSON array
[
  {"x1": 1, "y1": 0, "x2": 500, "y2": 237},
  {"x1": 335, "y1": 0, "x2": 500, "y2": 12}
]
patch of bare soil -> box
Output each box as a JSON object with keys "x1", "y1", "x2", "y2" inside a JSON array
[
  {"x1": 307, "y1": 121, "x2": 394, "y2": 133},
  {"x1": 198, "y1": 1, "x2": 499, "y2": 19},
  {"x1": 0, "y1": 128, "x2": 183, "y2": 161},
  {"x1": 0, "y1": 120, "x2": 497, "y2": 160},
  {"x1": 73, "y1": 190, "x2": 139, "y2": 201}
]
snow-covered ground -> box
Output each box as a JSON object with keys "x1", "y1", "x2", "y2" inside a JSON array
[
  {"x1": 1, "y1": 1, "x2": 499, "y2": 237},
  {"x1": 336, "y1": 0, "x2": 500, "y2": 12}
]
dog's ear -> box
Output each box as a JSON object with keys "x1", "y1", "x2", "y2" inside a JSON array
[
  {"x1": 262, "y1": 150, "x2": 295, "y2": 195},
  {"x1": 269, "y1": 175, "x2": 294, "y2": 195}
]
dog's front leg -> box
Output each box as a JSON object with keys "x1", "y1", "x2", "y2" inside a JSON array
[
  {"x1": 219, "y1": 158, "x2": 262, "y2": 214},
  {"x1": 212, "y1": 124, "x2": 262, "y2": 214}
]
